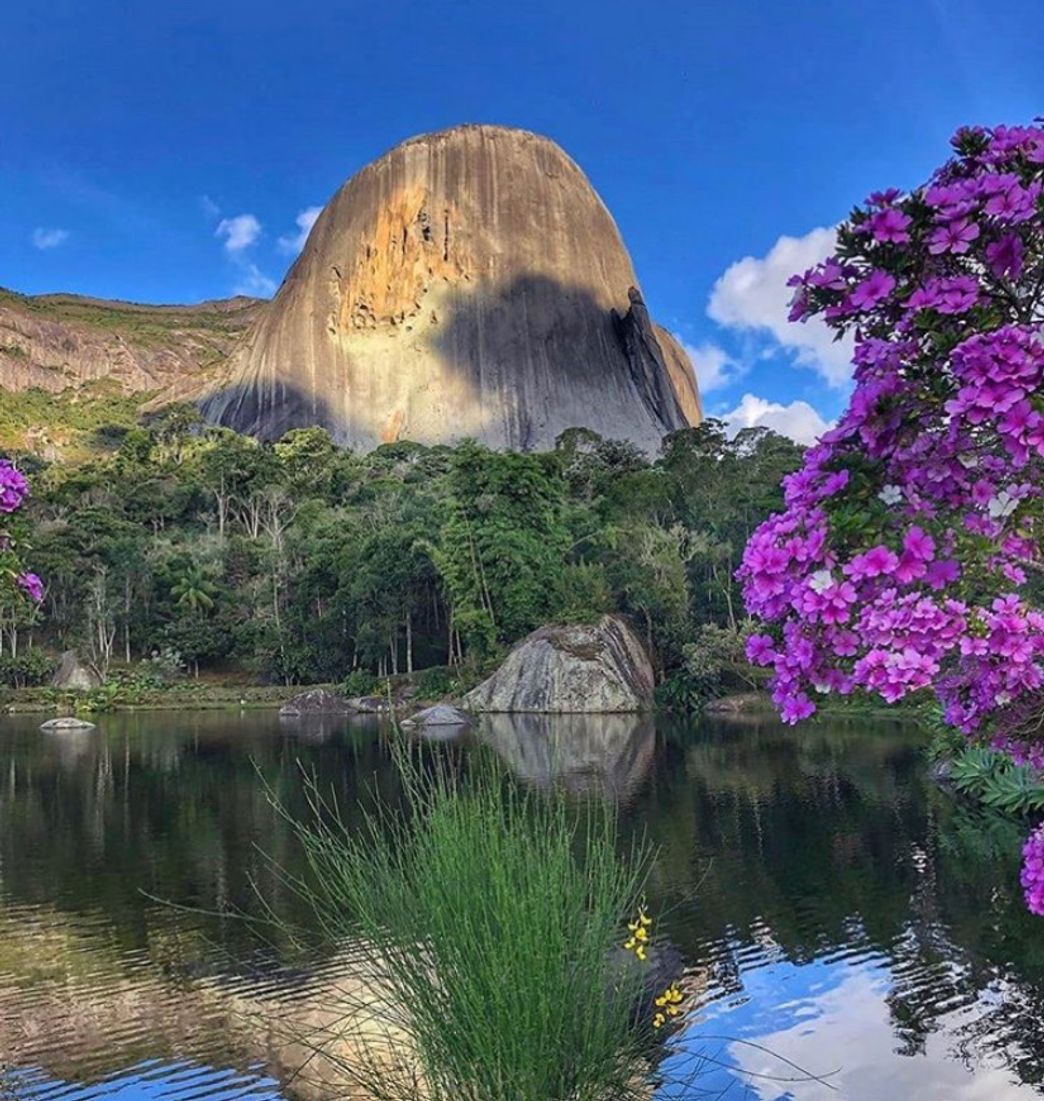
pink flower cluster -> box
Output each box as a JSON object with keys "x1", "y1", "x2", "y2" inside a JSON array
[
  {"x1": 0, "y1": 459, "x2": 42, "y2": 604},
  {"x1": 1022, "y1": 824, "x2": 1044, "y2": 917},
  {"x1": 0, "y1": 461, "x2": 29, "y2": 513},
  {"x1": 741, "y1": 121, "x2": 1044, "y2": 913},
  {"x1": 17, "y1": 572, "x2": 44, "y2": 603}
]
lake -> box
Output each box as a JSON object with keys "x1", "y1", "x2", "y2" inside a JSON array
[{"x1": 1, "y1": 709, "x2": 1042, "y2": 1099}]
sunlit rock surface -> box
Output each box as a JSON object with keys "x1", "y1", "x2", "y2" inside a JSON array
[{"x1": 197, "y1": 124, "x2": 701, "y2": 452}]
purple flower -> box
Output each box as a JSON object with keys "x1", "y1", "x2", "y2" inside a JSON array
[
  {"x1": 849, "y1": 269, "x2": 897, "y2": 311},
  {"x1": 746, "y1": 634, "x2": 777, "y2": 665},
  {"x1": 780, "y1": 691, "x2": 816, "y2": 724},
  {"x1": 927, "y1": 218, "x2": 980, "y2": 255},
  {"x1": 985, "y1": 233, "x2": 1025, "y2": 280},
  {"x1": 983, "y1": 178, "x2": 1041, "y2": 223},
  {"x1": 1022, "y1": 825, "x2": 1044, "y2": 917},
  {"x1": 844, "y1": 545, "x2": 900, "y2": 582},
  {"x1": 741, "y1": 118, "x2": 1044, "y2": 916},
  {"x1": 925, "y1": 559, "x2": 961, "y2": 590},
  {"x1": 807, "y1": 259, "x2": 849, "y2": 290},
  {"x1": 17, "y1": 572, "x2": 43, "y2": 603},
  {"x1": 869, "y1": 208, "x2": 912, "y2": 244},
  {"x1": 0, "y1": 461, "x2": 29, "y2": 513},
  {"x1": 905, "y1": 276, "x2": 980, "y2": 315},
  {"x1": 867, "y1": 188, "x2": 903, "y2": 208}
]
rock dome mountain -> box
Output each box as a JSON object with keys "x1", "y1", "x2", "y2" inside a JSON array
[{"x1": 197, "y1": 124, "x2": 701, "y2": 451}]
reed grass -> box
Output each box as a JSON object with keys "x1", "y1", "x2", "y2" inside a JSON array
[{"x1": 272, "y1": 748, "x2": 656, "y2": 1101}]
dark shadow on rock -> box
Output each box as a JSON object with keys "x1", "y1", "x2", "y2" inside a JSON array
[
  {"x1": 194, "y1": 274, "x2": 697, "y2": 454},
  {"x1": 428, "y1": 274, "x2": 692, "y2": 453}
]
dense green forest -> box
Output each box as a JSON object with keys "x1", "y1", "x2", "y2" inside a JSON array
[{"x1": 0, "y1": 399, "x2": 802, "y2": 703}]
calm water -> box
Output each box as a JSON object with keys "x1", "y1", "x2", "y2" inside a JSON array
[{"x1": 1, "y1": 709, "x2": 1042, "y2": 1099}]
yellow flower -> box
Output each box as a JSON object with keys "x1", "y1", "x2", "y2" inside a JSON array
[
  {"x1": 628, "y1": 906, "x2": 653, "y2": 933},
  {"x1": 653, "y1": 1012, "x2": 665, "y2": 1029},
  {"x1": 635, "y1": 945, "x2": 647, "y2": 961}
]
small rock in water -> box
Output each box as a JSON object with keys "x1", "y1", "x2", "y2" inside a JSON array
[
  {"x1": 40, "y1": 717, "x2": 96, "y2": 731},
  {"x1": 280, "y1": 688, "x2": 356, "y2": 717},
  {"x1": 401, "y1": 704, "x2": 474, "y2": 730}
]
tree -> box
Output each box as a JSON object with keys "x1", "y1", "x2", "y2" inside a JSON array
[
  {"x1": 738, "y1": 121, "x2": 1044, "y2": 914},
  {"x1": 170, "y1": 564, "x2": 217, "y2": 614},
  {"x1": 429, "y1": 443, "x2": 572, "y2": 660}
]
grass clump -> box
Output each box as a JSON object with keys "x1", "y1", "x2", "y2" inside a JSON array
[{"x1": 275, "y1": 749, "x2": 657, "y2": 1101}]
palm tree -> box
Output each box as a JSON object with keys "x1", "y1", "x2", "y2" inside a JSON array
[{"x1": 170, "y1": 565, "x2": 216, "y2": 615}]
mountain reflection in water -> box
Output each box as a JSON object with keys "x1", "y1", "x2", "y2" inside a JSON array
[{"x1": 0, "y1": 710, "x2": 1042, "y2": 1099}]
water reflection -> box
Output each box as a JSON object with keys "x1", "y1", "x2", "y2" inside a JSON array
[
  {"x1": 477, "y1": 712, "x2": 655, "y2": 797},
  {"x1": 0, "y1": 711, "x2": 1042, "y2": 1098}
]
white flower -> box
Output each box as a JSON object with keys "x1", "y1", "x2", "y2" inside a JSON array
[
  {"x1": 878, "y1": 484, "x2": 903, "y2": 506},
  {"x1": 996, "y1": 692, "x2": 1013, "y2": 707},
  {"x1": 958, "y1": 454, "x2": 979, "y2": 470},
  {"x1": 987, "y1": 490, "x2": 1018, "y2": 520},
  {"x1": 809, "y1": 569, "x2": 834, "y2": 594}
]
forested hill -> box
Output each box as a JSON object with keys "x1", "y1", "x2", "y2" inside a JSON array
[
  {"x1": 0, "y1": 288, "x2": 261, "y2": 416},
  {"x1": 0, "y1": 411, "x2": 802, "y2": 703}
]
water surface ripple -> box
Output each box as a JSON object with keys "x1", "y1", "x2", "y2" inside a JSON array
[{"x1": 1, "y1": 710, "x2": 1042, "y2": 1099}]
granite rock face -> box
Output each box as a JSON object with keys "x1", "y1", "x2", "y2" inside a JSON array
[
  {"x1": 50, "y1": 651, "x2": 102, "y2": 691},
  {"x1": 198, "y1": 125, "x2": 701, "y2": 452},
  {"x1": 464, "y1": 615, "x2": 655, "y2": 714}
]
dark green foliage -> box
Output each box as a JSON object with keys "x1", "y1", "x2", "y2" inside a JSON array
[
  {"x1": 0, "y1": 649, "x2": 55, "y2": 688},
  {"x1": 413, "y1": 666, "x2": 455, "y2": 700},
  {"x1": 340, "y1": 669, "x2": 381, "y2": 697},
  {"x1": 5, "y1": 416, "x2": 801, "y2": 693},
  {"x1": 656, "y1": 623, "x2": 755, "y2": 711},
  {"x1": 948, "y1": 747, "x2": 1044, "y2": 815}
]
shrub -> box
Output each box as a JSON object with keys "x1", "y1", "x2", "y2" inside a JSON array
[
  {"x1": 413, "y1": 666, "x2": 455, "y2": 700},
  {"x1": 340, "y1": 668, "x2": 380, "y2": 697},
  {"x1": 269, "y1": 750, "x2": 661, "y2": 1100},
  {"x1": 0, "y1": 648, "x2": 54, "y2": 688}
]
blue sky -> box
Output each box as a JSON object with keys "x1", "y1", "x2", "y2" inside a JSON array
[{"x1": 4, "y1": 0, "x2": 1044, "y2": 439}]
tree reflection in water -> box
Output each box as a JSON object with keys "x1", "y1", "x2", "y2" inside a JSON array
[{"x1": 0, "y1": 710, "x2": 1042, "y2": 1097}]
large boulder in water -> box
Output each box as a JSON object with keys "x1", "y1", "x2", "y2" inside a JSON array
[
  {"x1": 50, "y1": 651, "x2": 101, "y2": 691},
  {"x1": 465, "y1": 616, "x2": 654, "y2": 714},
  {"x1": 196, "y1": 124, "x2": 701, "y2": 453}
]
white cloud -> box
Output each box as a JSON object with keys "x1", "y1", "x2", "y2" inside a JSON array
[
  {"x1": 215, "y1": 213, "x2": 262, "y2": 253},
  {"x1": 32, "y1": 227, "x2": 69, "y2": 250},
  {"x1": 233, "y1": 262, "x2": 277, "y2": 298},
  {"x1": 708, "y1": 226, "x2": 854, "y2": 386},
  {"x1": 683, "y1": 341, "x2": 743, "y2": 393},
  {"x1": 278, "y1": 206, "x2": 322, "y2": 254},
  {"x1": 200, "y1": 194, "x2": 222, "y2": 220},
  {"x1": 722, "y1": 392, "x2": 832, "y2": 446}
]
